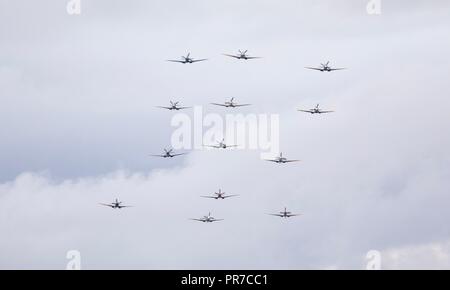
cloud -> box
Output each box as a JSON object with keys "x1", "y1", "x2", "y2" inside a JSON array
[{"x1": 382, "y1": 240, "x2": 450, "y2": 270}]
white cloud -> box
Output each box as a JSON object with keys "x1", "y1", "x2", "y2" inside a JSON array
[{"x1": 382, "y1": 240, "x2": 450, "y2": 270}]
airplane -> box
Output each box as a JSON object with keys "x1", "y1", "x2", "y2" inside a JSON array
[
  {"x1": 268, "y1": 207, "x2": 301, "y2": 218},
  {"x1": 305, "y1": 61, "x2": 346, "y2": 72},
  {"x1": 167, "y1": 53, "x2": 208, "y2": 64},
  {"x1": 223, "y1": 50, "x2": 262, "y2": 60},
  {"x1": 150, "y1": 148, "x2": 187, "y2": 158},
  {"x1": 190, "y1": 212, "x2": 223, "y2": 223},
  {"x1": 211, "y1": 97, "x2": 251, "y2": 108},
  {"x1": 265, "y1": 152, "x2": 300, "y2": 164},
  {"x1": 203, "y1": 138, "x2": 238, "y2": 149},
  {"x1": 99, "y1": 199, "x2": 132, "y2": 209},
  {"x1": 298, "y1": 104, "x2": 334, "y2": 114},
  {"x1": 201, "y1": 189, "x2": 238, "y2": 200},
  {"x1": 156, "y1": 101, "x2": 191, "y2": 111}
]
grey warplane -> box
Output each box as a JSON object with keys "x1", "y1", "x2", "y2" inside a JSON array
[
  {"x1": 190, "y1": 212, "x2": 223, "y2": 223},
  {"x1": 298, "y1": 104, "x2": 334, "y2": 114},
  {"x1": 100, "y1": 199, "x2": 132, "y2": 209},
  {"x1": 305, "y1": 61, "x2": 346, "y2": 72},
  {"x1": 211, "y1": 97, "x2": 251, "y2": 108},
  {"x1": 223, "y1": 50, "x2": 261, "y2": 60},
  {"x1": 201, "y1": 189, "x2": 238, "y2": 200},
  {"x1": 150, "y1": 148, "x2": 187, "y2": 158},
  {"x1": 268, "y1": 207, "x2": 301, "y2": 218},
  {"x1": 167, "y1": 53, "x2": 207, "y2": 64},
  {"x1": 204, "y1": 139, "x2": 238, "y2": 149},
  {"x1": 265, "y1": 152, "x2": 300, "y2": 164},
  {"x1": 156, "y1": 101, "x2": 191, "y2": 111}
]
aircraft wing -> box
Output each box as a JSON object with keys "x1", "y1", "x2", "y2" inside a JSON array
[
  {"x1": 320, "y1": 110, "x2": 334, "y2": 114},
  {"x1": 234, "y1": 104, "x2": 252, "y2": 107},
  {"x1": 223, "y1": 54, "x2": 240, "y2": 59},
  {"x1": 99, "y1": 203, "x2": 114, "y2": 208},
  {"x1": 268, "y1": 213, "x2": 284, "y2": 217},
  {"x1": 265, "y1": 159, "x2": 279, "y2": 163},
  {"x1": 203, "y1": 145, "x2": 220, "y2": 148},
  {"x1": 284, "y1": 160, "x2": 301, "y2": 163},
  {"x1": 286, "y1": 213, "x2": 302, "y2": 217},
  {"x1": 177, "y1": 107, "x2": 192, "y2": 110},
  {"x1": 211, "y1": 103, "x2": 228, "y2": 107},
  {"x1": 190, "y1": 218, "x2": 205, "y2": 222},
  {"x1": 245, "y1": 56, "x2": 262, "y2": 59},
  {"x1": 200, "y1": 196, "x2": 216, "y2": 199},
  {"x1": 226, "y1": 145, "x2": 239, "y2": 148},
  {"x1": 211, "y1": 219, "x2": 224, "y2": 222},
  {"x1": 118, "y1": 205, "x2": 133, "y2": 208},
  {"x1": 298, "y1": 109, "x2": 314, "y2": 113},
  {"x1": 329, "y1": 68, "x2": 346, "y2": 71},
  {"x1": 191, "y1": 59, "x2": 208, "y2": 63},
  {"x1": 305, "y1": 67, "x2": 323, "y2": 71},
  {"x1": 171, "y1": 153, "x2": 187, "y2": 157},
  {"x1": 167, "y1": 60, "x2": 186, "y2": 63},
  {"x1": 156, "y1": 106, "x2": 173, "y2": 110},
  {"x1": 223, "y1": 195, "x2": 239, "y2": 199},
  {"x1": 149, "y1": 154, "x2": 166, "y2": 157}
]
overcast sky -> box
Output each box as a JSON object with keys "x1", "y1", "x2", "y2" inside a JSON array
[{"x1": 1, "y1": 0, "x2": 450, "y2": 269}]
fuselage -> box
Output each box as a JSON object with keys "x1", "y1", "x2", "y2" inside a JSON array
[{"x1": 224, "y1": 102, "x2": 236, "y2": 107}]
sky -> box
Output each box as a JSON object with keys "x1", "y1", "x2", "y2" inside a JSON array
[{"x1": 1, "y1": 0, "x2": 450, "y2": 269}]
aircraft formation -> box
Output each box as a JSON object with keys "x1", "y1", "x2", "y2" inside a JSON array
[{"x1": 101, "y1": 50, "x2": 345, "y2": 223}]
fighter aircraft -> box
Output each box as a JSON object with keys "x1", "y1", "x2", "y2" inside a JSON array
[
  {"x1": 298, "y1": 104, "x2": 334, "y2": 114},
  {"x1": 223, "y1": 50, "x2": 261, "y2": 60},
  {"x1": 203, "y1": 139, "x2": 238, "y2": 149},
  {"x1": 201, "y1": 189, "x2": 238, "y2": 200},
  {"x1": 100, "y1": 199, "x2": 132, "y2": 209},
  {"x1": 190, "y1": 212, "x2": 223, "y2": 223},
  {"x1": 305, "y1": 61, "x2": 346, "y2": 72},
  {"x1": 150, "y1": 148, "x2": 187, "y2": 158},
  {"x1": 265, "y1": 152, "x2": 300, "y2": 164},
  {"x1": 268, "y1": 207, "x2": 301, "y2": 218},
  {"x1": 167, "y1": 53, "x2": 208, "y2": 64},
  {"x1": 211, "y1": 97, "x2": 251, "y2": 108},
  {"x1": 156, "y1": 101, "x2": 191, "y2": 111}
]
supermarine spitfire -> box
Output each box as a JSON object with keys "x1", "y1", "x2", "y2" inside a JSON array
[
  {"x1": 265, "y1": 152, "x2": 300, "y2": 164},
  {"x1": 150, "y1": 148, "x2": 187, "y2": 158},
  {"x1": 223, "y1": 50, "x2": 262, "y2": 60},
  {"x1": 100, "y1": 199, "x2": 132, "y2": 209},
  {"x1": 204, "y1": 139, "x2": 238, "y2": 149},
  {"x1": 201, "y1": 189, "x2": 238, "y2": 200},
  {"x1": 167, "y1": 53, "x2": 208, "y2": 64},
  {"x1": 211, "y1": 97, "x2": 251, "y2": 108},
  {"x1": 305, "y1": 61, "x2": 346, "y2": 72},
  {"x1": 156, "y1": 101, "x2": 191, "y2": 111},
  {"x1": 190, "y1": 212, "x2": 223, "y2": 223},
  {"x1": 298, "y1": 104, "x2": 334, "y2": 114},
  {"x1": 268, "y1": 207, "x2": 301, "y2": 218}
]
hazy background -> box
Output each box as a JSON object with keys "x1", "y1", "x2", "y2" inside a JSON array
[{"x1": 1, "y1": 0, "x2": 450, "y2": 269}]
